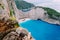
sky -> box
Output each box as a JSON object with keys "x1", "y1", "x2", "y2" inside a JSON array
[{"x1": 24, "y1": 0, "x2": 60, "y2": 12}]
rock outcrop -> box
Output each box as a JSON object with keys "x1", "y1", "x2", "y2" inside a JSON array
[
  {"x1": 2, "y1": 27, "x2": 34, "y2": 40},
  {"x1": 0, "y1": 18, "x2": 34, "y2": 40}
]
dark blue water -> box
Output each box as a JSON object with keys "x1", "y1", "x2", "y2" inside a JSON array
[{"x1": 19, "y1": 20, "x2": 60, "y2": 40}]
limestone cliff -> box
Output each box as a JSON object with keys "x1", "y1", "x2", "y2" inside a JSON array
[
  {"x1": 17, "y1": 6, "x2": 60, "y2": 25},
  {"x1": 0, "y1": 0, "x2": 10, "y2": 19}
]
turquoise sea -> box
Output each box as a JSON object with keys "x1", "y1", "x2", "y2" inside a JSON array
[{"x1": 19, "y1": 20, "x2": 60, "y2": 40}]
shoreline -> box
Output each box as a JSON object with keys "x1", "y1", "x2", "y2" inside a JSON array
[{"x1": 18, "y1": 18, "x2": 60, "y2": 26}]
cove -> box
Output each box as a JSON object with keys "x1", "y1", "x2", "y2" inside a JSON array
[{"x1": 19, "y1": 20, "x2": 60, "y2": 40}]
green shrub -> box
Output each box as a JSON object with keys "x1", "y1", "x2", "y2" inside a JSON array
[
  {"x1": 10, "y1": 9, "x2": 14, "y2": 16},
  {"x1": 15, "y1": 0, "x2": 34, "y2": 9}
]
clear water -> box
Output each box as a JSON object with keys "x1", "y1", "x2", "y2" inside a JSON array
[{"x1": 19, "y1": 20, "x2": 60, "y2": 40}]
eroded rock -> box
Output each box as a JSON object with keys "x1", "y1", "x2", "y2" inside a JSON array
[{"x1": 2, "y1": 27, "x2": 34, "y2": 40}]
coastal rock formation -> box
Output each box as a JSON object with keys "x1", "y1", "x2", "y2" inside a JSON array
[
  {"x1": 29, "y1": 7, "x2": 60, "y2": 25},
  {"x1": 0, "y1": 18, "x2": 34, "y2": 40},
  {"x1": 16, "y1": 7, "x2": 60, "y2": 24},
  {"x1": 2, "y1": 27, "x2": 34, "y2": 40}
]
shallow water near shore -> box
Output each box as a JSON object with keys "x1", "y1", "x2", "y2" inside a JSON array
[{"x1": 19, "y1": 20, "x2": 60, "y2": 40}]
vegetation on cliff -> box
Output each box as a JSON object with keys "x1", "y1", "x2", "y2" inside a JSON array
[
  {"x1": 0, "y1": 3, "x2": 4, "y2": 9},
  {"x1": 15, "y1": 0, "x2": 35, "y2": 9},
  {"x1": 43, "y1": 7, "x2": 60, "y2": 20},
  {"x1": 35, "y1": 6, "x2": 60, "y2": 20}
]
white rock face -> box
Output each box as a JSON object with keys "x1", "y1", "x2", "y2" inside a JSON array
[
  {"x1": 28, "y1": 8, "x2": 37, "y2": 20},
  {"x1": 0, "y1": 0, "x2": 10, "y2": 19},
  {"x1": 19, "y1": 8, "x2": 46, "y2": 20},
  {"x1": 29, "y1": 8, "x2": 46, "y2": 20}
]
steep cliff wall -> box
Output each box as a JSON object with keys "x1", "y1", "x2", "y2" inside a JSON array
[
  {"x1": 0, "y1": 0, "x2": 10, "y2": 19},
  {"x1": 9, "y1": 0, "x2": 24, "y2": 21}
]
